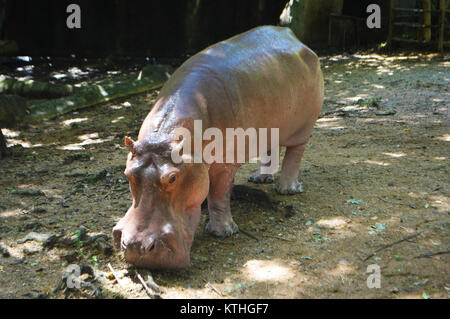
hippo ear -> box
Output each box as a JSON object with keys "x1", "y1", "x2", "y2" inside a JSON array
[{"x1": 124, "y1": 136, "x2": 136, "y2": 153}]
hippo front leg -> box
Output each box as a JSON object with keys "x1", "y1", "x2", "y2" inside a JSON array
[{"x1": 205, "y1": 164, "x2": 239, "y2": 237}]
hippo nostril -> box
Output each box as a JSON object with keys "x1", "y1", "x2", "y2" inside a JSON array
[
  {"x1": 144, "y1": 238, "x2": 155, "y2": 252},
  {"x1": 112, "y1": 228, "x2": 122, "y2": 249}
]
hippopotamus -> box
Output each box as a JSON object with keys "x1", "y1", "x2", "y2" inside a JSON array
[{"x1": 112, "y1": 26, "x2": 324, "y2": 269}]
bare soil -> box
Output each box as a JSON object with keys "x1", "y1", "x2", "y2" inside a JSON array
[{"x1": 0, "y1": 52, "x2": 448, "y2": 299}]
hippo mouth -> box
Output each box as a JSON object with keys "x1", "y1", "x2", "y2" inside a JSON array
[
  {"x1": 113, "y1": 221, "x2": 194, "y2": 269},
  {"x1": 122, "y1": 238, "x2": 191, "y2": 269}
]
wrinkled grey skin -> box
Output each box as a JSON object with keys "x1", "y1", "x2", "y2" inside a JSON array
[{"x1": 113, "y1": 26, "x2": 324, "y2": 269}]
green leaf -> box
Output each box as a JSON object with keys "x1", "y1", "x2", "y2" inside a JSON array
[
  {"x1": 301, "y1": 256, "x2": 312, "y2": 260},
  {"x1": 422, "y1": 291, "x2": 431, "y2": 299},
  {"x1": 347, "y1": 199, "x2": 363, "y2": 204}
]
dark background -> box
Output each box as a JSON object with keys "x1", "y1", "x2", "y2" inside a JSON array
[
  {"x1": 1, "y1": 0, "x2": 287, "y2": 57},
  {"x1": 0, "y1": 0, "x2": 396, "y2": 58}
]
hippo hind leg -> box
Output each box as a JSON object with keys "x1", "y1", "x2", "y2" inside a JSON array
[
  {"x1": 248, "y1": 149, "x2": 275, "y2": 184},
  {"x1": 205, "y1": 164, "x2": 239, "y2": 237},
  {"x1": 275, "y1": 132, "x2": 312, "y2": 195}
]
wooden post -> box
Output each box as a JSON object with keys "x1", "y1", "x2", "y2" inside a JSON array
[
  {"x1": 422, "y1": 0, "x2": 431, "y2": 42},
  {"x1": 438, "y1": 0, "x2": 446, "y2": 51},
  {"x1": 387, "y1": 0, "x2": 394, "y2": 48}
]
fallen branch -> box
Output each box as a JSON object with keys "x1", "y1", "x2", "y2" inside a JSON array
[
  {"x1": 203, "y1": 279, "x2": 225, "y2": 297},
  {"x1": 378, "y1": 196, "x2": 405, "y2": 206},
  {"x1": 24, "y1": 77, "x2": 164, "y2": 123},
  {"x1": 0, "y1": 75, "x2": 73, "y2": 98},
  {"x1": 414, "y1": 250, "x2": 450, "y2": 259},
  {"x1": 363, "y1": 232, "x2": 423, "y2": 261},
  {"x1": 143, "y1": 272, "x2": 165, "y2": 294},
  {"x1": 264, "y1": 234, "x2": 294, "y2": 242},
  {"x1": 239, "y1": 229, "x2": 260, "y2": 242},
  {"x1": 107, "y1": 263, "x2": 125, "y2": 289},
  {"x1": 137, "y1": 272, "x2": 162, "y2": 299}
]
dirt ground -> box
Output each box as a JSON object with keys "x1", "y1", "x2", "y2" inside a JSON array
[{"x1": 0, "y1": 52, "x2": 448, "y2": 299}]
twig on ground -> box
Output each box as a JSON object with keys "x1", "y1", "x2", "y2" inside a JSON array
[
  {"x1": 107, "y1": 263, "x2": 125, "y2": 289},
  {"x1": 144, "y1": 273, "x2": 165, "y2": 294},
  {"x1": 414, "y1": 250, "x2": 450, "y2": 259},
  {"x1": 203, "y1": 279, "x2": 225, "y2": 297},
  {"x1": 264, "y1": 235, "x2": 294, "y2": 242},
  {"x1": 378, "y1": 196, "x2": 404, "y2": 205},
  {"x1": 239, "y1": 229, "x2": 260, "y2": 242},
  {"x1": 363, "y1": 231, "x2": 423, "y2": 261},
  {"x1": 137, "y1": 272, "x2": 161, "y2": 299}
]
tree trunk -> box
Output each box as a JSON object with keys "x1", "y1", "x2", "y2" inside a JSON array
[
  {"x1": 0, "y1": 128, "x2": 8, "y2": 158},
  {"x1": 0, "y1": 94, "x2": 28, "y2": 128}
]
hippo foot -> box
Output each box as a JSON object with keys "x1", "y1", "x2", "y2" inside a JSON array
[
  {"x1": 205, "y1": 219, "x2": 239, "y2": 238},
  {"x1": 274, "y1": 181, "x2": 304, "y2": 195},
  {"x1": 248, "y1": 173, "x2": 274, "y2": 184}
]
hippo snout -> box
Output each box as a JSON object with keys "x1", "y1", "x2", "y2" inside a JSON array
[
  {"x1": 112, "y1": 224, "x2": 190, "y2": 269},
  {"x1": 113, "y1": 228, "x2": 155, "y2": 252}
]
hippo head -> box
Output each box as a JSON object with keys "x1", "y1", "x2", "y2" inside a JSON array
[{"x1": 113, "y1": 136, "x2": 209, "y2": 269}]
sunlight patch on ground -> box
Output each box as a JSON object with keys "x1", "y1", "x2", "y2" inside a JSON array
[
  {"x1": 78, "y1": 132, "x2": 99, "y2": 140},
  {"x1": 2, "y1": 129, "x2": 20, "y2": 138},
  {"x1": 317, "y1": 117, "x2": 341, "y2": 123},
  {"x1": 358, "y1": 118, "x2": 389, "y2": 123},
  {"x1": 433, "y1": 156, "x2": 447, "y2": 160},
  {"x1": 57, "y1": 139, "x2": 110, "y2": 150},
  {"x1": 364, "y1": 160, "x2": 390, "y2": 166},
  {"x1": 0, "y1": 242, "x2": 24, "y2": 259},
  {"x1": 329, "y1": 259, "x2": 355, "y2": 277},
  {"x1": 315, "y1": 121, "x2": 346, "y2": 130},
  {"x1": 111, "y1": 116, "x2": 125, "y2": 124},
  {"x1": 5, "y1": 138, "x2": 33, "y2": 148},
  {"x1": 344, "y1": 94, "x2": 369, "y2": 103},
  {"x1": 62, "y1": 118, "x2": 88, "y2": 126},
  {"x1": 429, "y1": 195, "x2": 449, "y2": 212},
  {"x1": 0, "y1": 209, "x2": 23, "y2": 218},
  {"x1": 243, "y1": 259, "x2": 295, "y2": 282},
  {"x1": 341, "y1": 105, "x2": 368, "y2": 112},
  {"x1": 315, "y1": 217, "x2": 349, "y2": 229},
  {"x1": 57, "y1": 132, "x2": 114, "y2": 150},
  {"x1": 434, "y1": 134, "x2": 450, "y2": 142},
  {"x1": 383, "y1": 152, "x2": 406, "y2": 158},
  {"x1": 2, "y1": 129, "x2": 42, "y2": 148}
]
